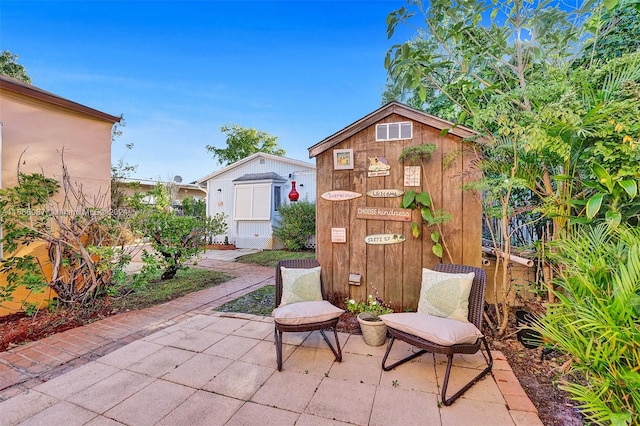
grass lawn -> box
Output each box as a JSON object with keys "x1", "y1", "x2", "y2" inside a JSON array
[
  {"x1": 112, "y1": 268, "x2": 231, "y2": 312},
  {"x1": 216, "y1": 285, "x2": 276, "y2": 316},
  {"x1": 217, "y1": 249, "x2": 315, "y2": 315},
  {"x1": 235, "y1": 249, "x2": 315, "y2": 268}
]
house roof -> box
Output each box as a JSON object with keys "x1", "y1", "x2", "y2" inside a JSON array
[
  {"x1": 233, "y1": 172, "x2": 287, "y2": 182},
  {"x1": 120, "y1": 177, "x2": 206, "y2": 192},
  {"x1": 0, "y1": 74, "x2": 121, "y2": 123},
  {"x1": 308, "y1": 101, "x2": 480, "y2": 158},
  {"x1": 195, "y1": 152, "x2": 316, "y2": 183}
]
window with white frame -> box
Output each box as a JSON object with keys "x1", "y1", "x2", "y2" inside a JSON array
[
  {"x1": 234, "y1": 183, "x2": 271, "y2": 220},
  {"x1": 376, "y1": 122, "x2": 413, "y2": 141},
  {"x1": 273, "y1": 185, "x2": 282, "y2": 211}
]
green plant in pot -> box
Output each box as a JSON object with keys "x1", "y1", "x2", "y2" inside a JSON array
[{"x1": 346, "y1": 291, "x2": 393, "y2": 346}]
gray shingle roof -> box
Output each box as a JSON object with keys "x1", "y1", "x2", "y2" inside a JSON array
[{"x1": 232, "y1": 172, "x2": 287, "y2": 182}]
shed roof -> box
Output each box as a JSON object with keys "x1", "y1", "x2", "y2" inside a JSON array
[
  {"x1": 233, "y1": 172, "x2": 287, "y2": 182},
  {"x1": 195, "y1": 152, "x2": 316, "y2": 183},
  {"x1": 308, "y1": 101, "x2": 480, "y2": 158},
  {"x1": 0, "y1": 75, "x2": 122, "y2": 123}
]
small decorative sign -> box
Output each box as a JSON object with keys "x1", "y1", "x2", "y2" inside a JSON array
[
  {"x1": 349, "y1": 273, "x2": 362, "y2": 286},
  {"x1": 331, "y1": 228, "x2": 347, "y2": 243},
  {"x1": 321, "y1": 191, "x2": 363, "y2": 201},
  {"x1": 356, "y1": 206, "x2": 412, "y2": 222},
  {"x1": 333, "y1": 149, "x2": 354, "y2": 170},
  {"x1": 404, "y1": 166, "x2": 421, "y2": 186},
  {"x1": 367, "y1": 156, "x2": 390, "y2": 177},
  {"x1": 366, "y1": 189, "x2": 404, "y2": 198},
  {"x1": 364, "y1": 234, "x2": 406, "y2": 245}
]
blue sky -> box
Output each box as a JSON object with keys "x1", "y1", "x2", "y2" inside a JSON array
[{"x1": 1, "y1": 0, "x2": 415, "y2": 183}]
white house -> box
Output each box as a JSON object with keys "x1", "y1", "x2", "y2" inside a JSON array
[{"x1": 195, "y1": 152, "x2": 316, "y2": 249}]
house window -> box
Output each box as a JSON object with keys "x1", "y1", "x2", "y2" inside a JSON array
[
  {"x1": 274, "y1": 186, "x2": 282, "y2": 211},
  {"x1": 376, "y1": 122, "x2": 413, "y2": 141},
  {"x1": 234, "y1": 183, "x2": 271, "y2": 220}
]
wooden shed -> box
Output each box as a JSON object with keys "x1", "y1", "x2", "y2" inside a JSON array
[{"x1": 308, "y1": 101, "x2": 483, "y2": 312}]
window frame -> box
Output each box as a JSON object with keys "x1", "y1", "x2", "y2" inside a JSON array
[{"x1": 375, "y1": 121, "x2": 413, "y2": 141}]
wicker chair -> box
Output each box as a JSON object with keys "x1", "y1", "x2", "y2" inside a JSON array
[
  {"x1": 273, "y1": 259, "x2": 343, "y2": 371},
  {"x1": 381, "y1": 263, "x2": 493, "y2": 406}
]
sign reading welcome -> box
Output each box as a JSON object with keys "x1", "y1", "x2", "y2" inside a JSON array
[
  {"x1": 356, "y1": 206, "x2": 412, "y2": 222},
  {"x1": 366, "y1": 189, "x2": 404, "y2": 198}
]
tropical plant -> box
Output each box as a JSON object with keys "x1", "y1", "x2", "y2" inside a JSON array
[
  {"x1": 398, "y1": 143, "x2": 453, "y2": 261},
  {"x1": 532, "y1": 224, "x2": 640, "y2": 425},
  {"x1": 582, "y1": 164, "x2": 640, "y2": 227},
  {"x1": 384, "y1": 0, "x2": 640, "y2": 335}
]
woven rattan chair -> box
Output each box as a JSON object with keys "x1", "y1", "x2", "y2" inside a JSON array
[
  {"x1": 381, "y1": 263, "x2": 493, "y2": 406},
  {"x1": 273, "y1": 259, "x2": 343, "y2": 371}
]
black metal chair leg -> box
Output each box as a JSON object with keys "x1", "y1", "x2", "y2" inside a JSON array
[
  {"x1": 319, "y1": 329, "x2": 342, "y2": 362},
  {"x1": 275, "y1": 328, "x2": 283, "y2": 371},
  {"x1": 382, "y1": 337, "x2": 428, "y2": 371},
  {"x1": 441, "y1": 338, "x2": 494, "y2": 406}
]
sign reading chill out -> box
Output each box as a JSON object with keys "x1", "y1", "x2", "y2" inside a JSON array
[{"x1": 356, "y1": 206, "x2": 412, "y2": 222}]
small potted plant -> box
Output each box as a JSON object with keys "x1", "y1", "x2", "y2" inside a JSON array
[{"x1": 345, "y1": 290, "x2": 393, "y2": 346}]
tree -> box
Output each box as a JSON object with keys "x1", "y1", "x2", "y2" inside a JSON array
[
  {"x1": 578, "y1": 0, "x2": 640, "y2": 68},
  {"x1": 0, "y1": 51, "x2": 31, "y2": 83},
  {"x1": 206, "y1": 124, "x2": 285, "y2": 166},
  {"x1": 130, "y1": 183, "x2": 227, "y2": 280},
  {"x1": 384, "y1": 0, "x2": 640, "y2": 335}
]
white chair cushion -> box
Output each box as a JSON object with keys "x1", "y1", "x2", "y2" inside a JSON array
[
  {"x1": 379, "y1": 312, "x2": 482, "y2": 346},
  {"x1": 273, "y1": 301, "x2": 344, "y2": 325},
  {"x1": 418, "y1": 268, "x2": 474, "y2": 322},
  {"x1": 280, "y1": 266, "x2": 323, "y2": 305}
]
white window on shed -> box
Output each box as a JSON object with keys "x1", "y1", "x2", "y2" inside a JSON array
[
  {"x1": 375, "y1": 122, "x2": 413, "y2": 141},
  {"x1": 234, "y1": 183, "x2": 271, "y2": 220}
]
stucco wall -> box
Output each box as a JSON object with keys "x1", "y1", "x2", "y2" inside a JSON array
[
  {"x1": 1, "y1": 89, "x2": 113, "y2": 206},
  {"x1": 0, "y1": 84, "x2": 116, "y2": 316}
]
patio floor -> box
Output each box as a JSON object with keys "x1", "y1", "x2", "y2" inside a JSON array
[{"x1": 0, "y1": 251, "x2": 543, "y2": 426}]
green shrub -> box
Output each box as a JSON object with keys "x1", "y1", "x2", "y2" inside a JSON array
[
  {"x1": 533, "y1": 224, "x2": 640, "y2": 425},
  {"x1": 273, "y1": 200, "x2": 315, "y2": 251},
  {"x1": 140, "y1": 211, "x2": 227, "y2": 279},
  {"x1": 181, "y1": 196, "x2": 206, "y2": 218}
]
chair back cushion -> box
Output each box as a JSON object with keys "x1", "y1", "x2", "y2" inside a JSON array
[
  {"x1": 273, "y1": 301, "x2": 344, "y2": 325},
  {"x1": 380, "y1": 312, "x2": 482, "y2": 346},
  {"x1": 275, "y1": 259, "x2": 323, "y2": 308},
  {"x1": 418, "y1": 268, "x2": 474, "y2": 322},
  {"x1": 280, "y1": 266, "x2": 323, "y2": 305}
]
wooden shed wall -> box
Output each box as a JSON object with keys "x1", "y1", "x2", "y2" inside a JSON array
[{"x1": 315, "y1": 113, "x2": 482, "y2": 312}]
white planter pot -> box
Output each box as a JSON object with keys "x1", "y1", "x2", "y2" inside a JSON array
[{"x1": 357, "y1": 312, "x2": 388, "y2": 346}]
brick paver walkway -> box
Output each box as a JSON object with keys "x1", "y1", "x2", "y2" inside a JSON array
[
  {"x1": 0, "y1": 253, "x2": 542, "y2": 425},
  {"x1": 0, "y1": 258, "x2": 274, "y2": 402}
]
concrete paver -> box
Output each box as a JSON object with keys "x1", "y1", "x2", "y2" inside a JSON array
[{"x1": 0, "y1": 249, "x2": 543, "y2": 425}]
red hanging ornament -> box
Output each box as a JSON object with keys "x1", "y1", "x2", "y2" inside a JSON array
[{"x1": 288, "y1": 180, "x2": 299, "y2": 202}]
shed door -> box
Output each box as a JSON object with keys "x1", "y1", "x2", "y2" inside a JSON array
[{"x1": 234, "y1": 183, "x2": 271, "y2": 220}]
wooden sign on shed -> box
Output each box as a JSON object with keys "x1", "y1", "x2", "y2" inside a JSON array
[{"x1": 308, "y1": 101, "x2": 483, "y2": 312}]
